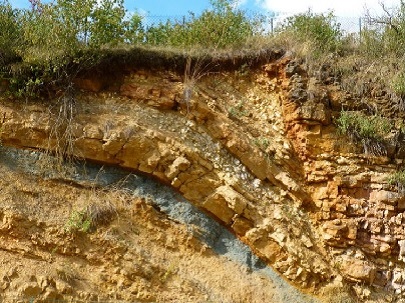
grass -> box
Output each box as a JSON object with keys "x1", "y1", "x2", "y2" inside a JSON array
[
  {"x1": 64, "y1": 209, "x2": 92, "y2": 233},
  {"x1": 336, "y1": 111, "x2": 392, "y2": 156},
  {"x1": 388, "y1": 170, "x2": 405, "y2": 194},
  {"x1": 56, "y1": 264, "x2": 77, "y2": 283},
  {"x1": 228, "y1": 100, "x2": 248, "y2": 118},
  {"x1": 64, "y1": 186, "x2": 119, "y2": 234}
]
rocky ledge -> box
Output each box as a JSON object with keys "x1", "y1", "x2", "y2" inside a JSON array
[{"x1": 0, "y1": 52, "x2": 404, "y2": 302}]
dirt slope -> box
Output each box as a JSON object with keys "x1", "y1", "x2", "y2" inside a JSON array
[{"x1": 1, "y1": 50, "x2": 403, "y2": 302}]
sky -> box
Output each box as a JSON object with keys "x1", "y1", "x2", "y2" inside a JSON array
[{"x1": 9, "y1": 0, "x2": 402, "y2": 18}]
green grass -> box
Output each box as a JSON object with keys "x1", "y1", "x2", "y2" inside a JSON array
[
  {"x1": 64, "y1": 209, "x2": 92, "y2": 233},
  {"x1": 388, "y1": 170, "x2": 405, "y2": 193},
  {"x1": 336, "y1": 111, "x2": 392, "y2": 156}
]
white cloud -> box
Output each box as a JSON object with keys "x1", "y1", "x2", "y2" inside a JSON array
[
  {"x1": 259, "y1": 0, "x2": 400, "y2": 17},
  {"x1": 235, "y1": 0, "x2": 248, "y2": 8}
]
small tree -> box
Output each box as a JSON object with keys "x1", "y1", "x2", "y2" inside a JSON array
[
  {"x1": 281, "y1": 10, "x2": 342, "y2": 55},
  {"x1": 363, "y1": 0, "x2": 405, "y2": 56},
  {"x1": 124, "y1": 12, "x2": 145, "y2": 44},
  {"x1": 89, "y1": 0, "x2": 127, "y2": 47},
  {"x1": 143, "y1": 0, "x2": 257, "y2": 49},
  {"x1": 0, "y1": 0, "x2": 21, "y2": 66},
  {"x1": 56, "y1": 0, "x2": 126, "y2": 47}
]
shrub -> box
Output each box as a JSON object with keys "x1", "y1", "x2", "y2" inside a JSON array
[
  {"x1": 56, "y1": 0, "x2": 127, "y2": 48},
  {"x1": 143, "y1": 0, "x2": 259, "y2": 49},
  {"x1": 86, "y1": 201, "x2": 117, "y2": 226},
  {"x1": 124, "y1": 12, "x2": 145, "y2": 44},
  {"x1": 0, "y1": 1, "x2": 21, "y2": 66},
  {"x1": 65, "y1": 209, "x2": 92, "y2": 233},
  {"x1": 1, "y1": 0, "x2": 129, "y2": 97},
  {"x1": 336, "y1": 111, "x2": 392, "y2": 155},
  {"x1": 362, "y1": 1, "x2": 405, "y2": 57},
  {"x1": 280, "y1": 10, "x2": 342, "y2": 55},
  {"x1": 391, "y1": 72, "x2": 405, "y2": 97},
  {"x1": 388, "y1": 170, "x2": 405, "y2": 194}
]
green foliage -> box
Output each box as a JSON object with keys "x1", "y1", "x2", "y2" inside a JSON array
[
  {"x1": 0, "y1": 0, "x2": 265, "y2": 97},
  {"x1": 56, "y1": 0, "x2": 126, "y2": 48},
  {"x1": 391, "y1": 72, "x2": 405, "y2": 96},
  {"x1": 9, "y1": 4, "x2": 74, "y2": 96},
  {"x1": 228, "y1": 101, "x2": 248, "y2": 118},
  {"x1": 362, "y1": 1, "x2": 405, "y2": 57},
  {"x1": 388, "y1": 170, "x2": 405, "y2": 185},
  {"x1": 280, "y1": 10, "x2": 342, "y2": 54},
  {"x1": 0, "y1": 1, "x2": 21, "y2": 66},
  {"x1": 143, "y1": 0, "x2": 258, "y2": 49},
  {"x1": 65, "y1": 209, "x2": 92, "y2": 233},
  {"x1": 0, "y1": 0, "x2": 128, "y2": 97},
  {"x1": 253, "y1": 137, "x2": 270, "y2": 151},
  {"x1": 337, "y1": 111, "x2": 392, "y2": 140},
  {"x1": 124, "y1": 12, "x2": 145, "y2": 44},
  {"x1": 336, "y1": 111, "x2": 392, "y2": 155},
  {"x1": 87, "y1": 0, "x2": 127, "y2": 47},
  {"x1": 388, "y1": 169, "x2": 405, "y2": 194}
]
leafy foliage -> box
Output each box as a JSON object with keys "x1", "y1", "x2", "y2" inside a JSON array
[
  {"x1": 0, "y1": 0, "x2": 265, "y2": 97},
  {"x1": 143, "y1": 0, "x2": 259, "y2": 49},
  {"x1": 391, "y1": 72, "x2": 405, "y2": 97},
  {"x1": 336, "y1": 111, "x2": 392, "y2": 156},
  {"x1": 0, "y1": 1, "x2": 21, "y2": 66},
  {"x1": 362, "y1": 1, "x2": 405, "y2": 57},
  {"x1": 65, "y1": 209, "x2": 92, "y2": 233},
  {"x1": 280, "y1": 10, "x2": 342, "y2": 54},
  {"x1": 388, "y1": 170, "x2": 405, "y2": 194}
]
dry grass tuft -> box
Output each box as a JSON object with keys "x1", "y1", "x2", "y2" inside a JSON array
[{"x1": 86, "y1": 199, "x2": 117, "y2": 227}]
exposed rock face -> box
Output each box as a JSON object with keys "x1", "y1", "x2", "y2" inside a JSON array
[
  {"x1": 0, "y1": 160, "x2": 296, "y2": 303},
  {"x1": 1, "y1": 54, "x2": 405, "y2": 301}
]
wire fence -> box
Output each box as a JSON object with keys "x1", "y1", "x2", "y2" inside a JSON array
[{"x1": 140, "y1": 14, "x2": 368, "y2": 35}]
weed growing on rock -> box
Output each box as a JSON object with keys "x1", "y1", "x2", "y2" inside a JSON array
[
  {"x1": 86, "y1": 200, "x2": 117, "y2": 227},
  {"x1": 391, "y1": 72, "x2": 405, "y2": 97},
  {"x1": 55, "y1": 265, "x2": 77, "y2": 283},
  {"x1": 388, "y1": 170, "x2": 405, "y2": 194},
  {"x1": 253, "y1": 137, "x2": 270, "y2": 151},
  {"x1": 228, "y1": 101, "x2": 248, "y2": 118},
  {"x1": 45, "y1": 83, "x2": 78, "y2": 172},
  {"x1": 336, "y1": 110, "x2": 392, "y2": 156},
  {"x1": 182, "y1": 56, "x2": 214, "y2": 112},
  {"x1": 160, "y1": 262, "x2": 177, "y2": 283},
  {"x1": 64, "y1": 209, "x2": 92, "y2": 233},
  {"x1": 34, "y1": 80, "x2": 86, "y2": 180}
]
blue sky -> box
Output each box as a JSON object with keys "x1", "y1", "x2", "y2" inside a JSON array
[
  {"x1": 10, "y1": 0, "x2": 259, "y2": 15},
  {"x1": 126, "y1": 0, "x2": 259, "y2": 16},
  {"x1": 9, "y1": 0, "x2": 401, "y2": 17}
]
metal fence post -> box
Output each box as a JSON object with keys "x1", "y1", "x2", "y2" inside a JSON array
[
  {"x1": 271, "y1": 17, "x2": 274, "y2": 34},
  {"x1": 359, "y1": 17, "x2": 362, "y2": 42}
]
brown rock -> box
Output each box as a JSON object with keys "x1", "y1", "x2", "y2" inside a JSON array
[
  {"x1": 341, "y1": 258, "x2": 376, "y2": 284},
  {"x1": 203, "y1": 186, "x2": 248, "y2": 225},
  {"x1": 20, "y1": 282, "x2": 42, "y2": 297},
  {"x1": 232, "y1": 216, "x2": 254, "y2": 235},
  {"x1": 166, "y1": 156, "x2": 191, "y2": 180}
]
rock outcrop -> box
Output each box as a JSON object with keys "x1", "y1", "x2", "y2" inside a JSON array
[{"x1": 1, "y1": 51, "x2": 405, "y2": 301}]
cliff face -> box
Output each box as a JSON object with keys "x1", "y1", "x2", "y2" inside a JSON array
[{"x1": 0, "y1": 51, "x2": 403, "y2": 302}]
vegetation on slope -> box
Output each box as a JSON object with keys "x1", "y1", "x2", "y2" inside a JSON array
[
  {"x1": 0, "y1": 0, "x2": 266, "y2": 97},
  {"x1": 1, "y1": 0, "x2": 405, "y2": 152}
]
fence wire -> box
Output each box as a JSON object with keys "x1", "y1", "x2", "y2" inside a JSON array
[{"x1": 138, "y1": 14, "x2": 369, "y2": 35}]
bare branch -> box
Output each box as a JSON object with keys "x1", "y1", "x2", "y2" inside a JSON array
[{"x1": 365, "y1": 1, "x2": 401, "y2": 35}]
